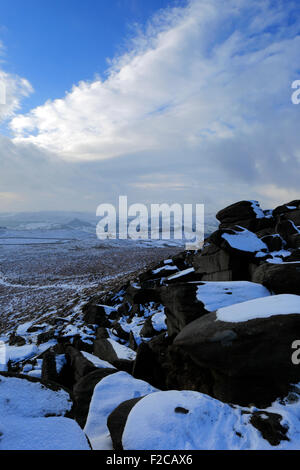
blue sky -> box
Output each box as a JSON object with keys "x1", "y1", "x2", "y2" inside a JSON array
[
  {"x1": 0, "y1": 0, "x2": 299, "y2": 213},
  {"x1": 0, "y1": 0, "x2": 175, "y2": 113}
]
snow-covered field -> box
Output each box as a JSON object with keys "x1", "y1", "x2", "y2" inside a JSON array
[{"x1": 0, "y1": 213, "x2": 184, "y2": 333}]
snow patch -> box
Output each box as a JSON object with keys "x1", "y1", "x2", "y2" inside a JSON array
[
  {"x1": 196, "y1": 281, "x2": 270, "y2": 312},
  {"x1": 107, "y1": 339, "x2": 136, "y2": 361},
  {"x1": 151, "y1": 311, "x2": 167, "y2": 332},
  {"x1": 222, "y1": 227, "x2": 268, "y2": 253},
  {"x1": 216, "y1": 294, "x2": 300, "y2": 323},
  {"x1": 81, "y1": 351, "x2": 116, "y2": 369},
  {"x1": 168, "y1": 268, "x2": 194, "y2": 280}
]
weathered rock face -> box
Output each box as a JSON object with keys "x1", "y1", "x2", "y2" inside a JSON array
[
  {"x1": 41, "y1": 349, "x2": 70, "y2": 387},
  {"x1": 273, "y1": 200, "x2": 300, "y2": 217},
  {"x1": 192, "y1": 242, "x2": 250, "y2": 281},
  {"x1": 252, "y1": 262, "x2": 300, "y2": 295},
  {"x1": 276, "y1": 219, "x2": 300, "y2": 249},
  {"x1": 160, "y1": 280, "x2": 270, "y2": 337},
  {"x1": 160, "y1": 283, "x2": 206, "y2": 336},
  {"x1": 192, "y1": 199, "x2": 300, "y2": 283},
  {"x1": 216, "y1": 200, "x2": 264, "y2": 228},
  {"x1": 133, "y1": 333, "x2": 173, "y2": 389},
  {"x1": 65, "y1": 346, "x2": 97, "y2": 384},
  {"x1": 169, "y1": 300, "x2": 300, "y2": 407},
  {"x1": 286, "y1": 250, "x2": 300, "y2": 262},
  {"x1": 93, "y1": 338, "x2": 118, "y2": 363},
  {"x1": 82, "y1": 304, "x2": 111, "y2": 327},
  {"x1": 287, "y1": 211, "x2": 300, "y2": 227},
  {"x1": 124, "y1": 285, "x2": 155, "y2": 304}
]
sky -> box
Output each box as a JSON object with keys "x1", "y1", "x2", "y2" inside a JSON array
[{"x1": 0, "y1": 0, "x2": 299, "y2": 214}]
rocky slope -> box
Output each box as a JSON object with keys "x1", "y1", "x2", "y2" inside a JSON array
[{"x1": 1, "y1": 199, "x2": 300, "y2": 449}]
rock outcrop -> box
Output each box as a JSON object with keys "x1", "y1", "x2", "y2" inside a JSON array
[{"x1": 2, "y1": 198, "x2": 300, "y2": 450}]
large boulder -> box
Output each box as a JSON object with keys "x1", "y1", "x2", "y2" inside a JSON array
[
  {"x1": 160, "y1": 283, "x2": 206, "y2": 336},
  {"x1": 286, "y1": 210, "x2": 300, "y2": 227},
  {"x1": 83, "y1": 371, "x2": 158, "y2": 450},
  {"x1": 160, "y1": 281, "x2": 270, "y2": 336},
  {"x1": 169, "y1": 294, "x2": 300, "y2": 407},
  {"x1": 252, "y1": 262, "x2": 300, "y2": 295},
  {"x1": 121, "y1": 390, "x2": 293, "y2": 450},
  {"x1": 216, "y1": 200, "x2": 266, "y2": 230}
]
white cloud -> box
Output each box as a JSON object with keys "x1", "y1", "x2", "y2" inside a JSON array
[
  {"x1": 10, "y1": 0, "x2": 300, "y2": 162},
  {"x1": 0, "y1": 41, "x2": 33, "y2": 121},
  {"x1": 1, "y1": 0, "x2": 300, "y2": 211}
]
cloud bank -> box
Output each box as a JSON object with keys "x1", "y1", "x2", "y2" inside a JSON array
[{"x1": 1, "y1": 0, "x2": 300, "y2": 212}]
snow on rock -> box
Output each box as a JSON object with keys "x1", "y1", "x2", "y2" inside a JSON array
[
  {"x1": 265, "y1": 250, "x2": 292, "y2": 263},
  {"x1": 5, "y1": 344, "x2": 38, "y2": 365},
  {"x1": 217, "y1": 294, "x2": 300, "y2": 323},
  {"x1": 55, "y1": 354, "x2": 67, "y2": 374},
  {"x1": 196, "y1": 281, "x2": 271, "y2": 312},
  {"x1": 27, "y1": 369, "x2": 42, "y2": 378},
  {"x1": 117, "y1": 302, "x2": 167, "y2": 344},
  {"x1": 117, "y1": 316, "x2": 145, "y2": 346},
  {"x1": 249, "y1": 200, "x2": 265, "y2": 219},
  {"x1": 0, "y1": 416, "x2": 90, "y2": 450},
  {"x1": 97, "y1": 304, "x2": 118, "y2": 315},
  {"x1": 151, "y1": 310, "x2": 167, "y2": 332},
  {"x1": 84, "y1": 371, "x2": 158, "y2": 450},
  {"x1": 152, "y1": 265, "x2": 178, "y2": 275},
  {"x1": 0, "y1": 339, "x2": 58, "y2": 372},
  {"x1": 0, "y1": 374, "x2": 90, "y2": 450},
  {"x1": 222, "y1": 227, "x2": 268, "y2": 253},
  {"x1": 107, "y1": 339, "x2": 136, "y2": 361},
  {"x1": 16, "y1": 322, "x2": 33, "y2": 336},
  {"x1": 81, "y1": 351, "x2": 116, "y2": 369},
  {"x1": 122, "y1": 389, "x2": 300, "y2": 450},
  {"x1": 123, "y1": 390, "x2": 251, "y2": 450},
  {"x1": 167, "y1": 268, "x2": 195, "y2": 280},
  {"x1": 0, "y1": 375, "x2": 72, "y2": 417},
  {"x1": 267, "y1": 259, "x2": 300, "y2": 265},
  {"x1": 0, "y1": 342, "x2": 6, "y2": 372}
]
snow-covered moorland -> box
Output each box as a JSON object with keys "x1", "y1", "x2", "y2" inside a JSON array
[{"x1": 1, "y1": 200, "x2": 300, "y2": 450}]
